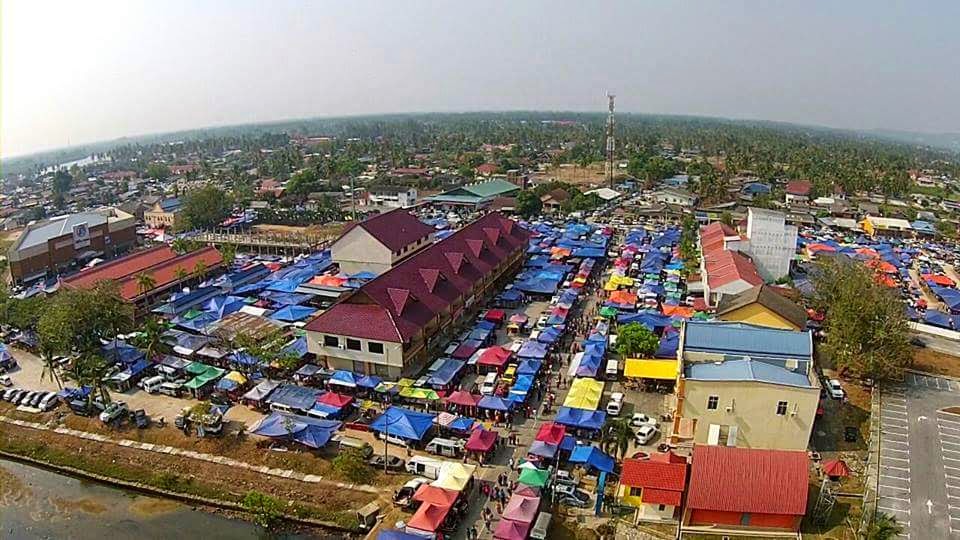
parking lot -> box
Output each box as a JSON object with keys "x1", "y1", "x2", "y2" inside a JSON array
[{"x1": 879, "y1": 372, "x2": 960, "y2": 539}]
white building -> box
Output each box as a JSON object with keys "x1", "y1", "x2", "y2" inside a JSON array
[
  {"x1": 367, "y1": 186, "x2": 418, "y2": 208},
  {"x1": 741, "y1": 208, "x2": 797, "y2": 282}
]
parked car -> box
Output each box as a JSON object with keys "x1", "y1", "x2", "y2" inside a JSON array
[
  {"x1": 38, "y1": 393, "x2": 59, "y2": 411},
  {"x1": 554, "y1": 484, "x2": 591, "y2": 508},
  {"x1": 826, "y1": 379, "x2": 846, "y2": 400},
  {"x1": 630, "y1": 413, "x2": 658, "y2": 428},
  {"x1": 635, "y1": 424, "x2": 659, "y2": 445},
  {"x1": 2, "y1": 388, "x2": 18, "y2": 400},
  {"x1": 606, "y1": 392, "x2": 624, "y2": 416},
  {"x1": 393, "y1": 478, "x2": 429, "y2": 508},
  {"x1": 0, "y1": 375, "x2": 12, "y2": 387},
  {"x1": 133, "y1": 409, "x2": 150, "y2": 429},
  {"x1": 29, "y1": 392, "x2": 46, "y2": 408},
  {"x1": 369, "y1": 454, "x2": 405, "y2": 471},
  {"x1": 99, "y1": 401, "x2": 129, "y2": 423}
]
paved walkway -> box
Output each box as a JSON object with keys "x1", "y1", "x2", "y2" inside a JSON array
[{"x1": 0, "y1": 414, "x2": 378, "y2": 494}]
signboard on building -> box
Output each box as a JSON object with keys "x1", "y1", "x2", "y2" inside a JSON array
[{"x1": 72, "y1": 222, "x2": 90, "y2": 250}]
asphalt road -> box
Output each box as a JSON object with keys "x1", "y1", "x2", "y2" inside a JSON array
[{"x1": 879, "y1": 372, "x2": 960, "y2": 539}]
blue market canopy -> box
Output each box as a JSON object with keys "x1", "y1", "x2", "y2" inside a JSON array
[
  {"x1": 266, "y1": 384, "x2": 321, "y2": 411},
  {"x1": 378, "y1": 531, "x2": 424, "y2": 540},
  {"x1": 655, "y1": 332, "x2": 680, "y2": 358},
  {"x1": 101, "y1": 340, "x2": 145, "y2": 365},
  {"x1": 250, "y1": 412, "x2": 340, "y2": 449},
  {"x1": 427, "y1": 359, "x2": 465, "y2": 387},
  {"x1": 357, "y1": 375, "x2": 383, "y2": 389},
  {"x1": 617, "y1": 311, "x2": 673, "y2": 330},
  {"x1": 329, "y1": 370, "x2": 358, "y2": 388},
  {"x1": 517, "y1": 359, "x2": 542, "y2": 376},
  {"x1": 568, "y1": 445, "x2": 615, "y2": 473},
  {"x1": 270, "y1": 305, "x2": 318, "y2": 322},
  {"x1": 528, "y1": 440, "x2": 558, "y2": 458},
  {"x1": 478, "y1": 395, "x2": 513, "y2": 411},
  {"x1": 283, "y1": 336, "x2": 309, "y2": 358},
  {"x1": 537, "y1": 326, "x2": 562, "y2": 344},
  {"x1": 555, "y1": 407, "x2": 606, "y2": 431},
  {"x1": 370, "y1": 406, "x2": 435, "y2": 442},
  {"x1": 447, "y1": 416, "x2": 476, "y2": 432},
  {"x1": 518, "y1": 340, "x2": 549, "y2": 359}
]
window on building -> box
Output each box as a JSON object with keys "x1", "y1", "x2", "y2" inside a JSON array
[
  {"x1": 776, "y1": 401, "x2": 788, "y2": 416},
  {"x1": 346, "y1": 338, "x2": 362, "y2": 351},
  {"x1": 368, "y1": 342, "x2": 384, "y2": 354},
  {"x1": 657, "y1": 504, "x2": 666, "y2": 511},
  {"x1": 323, "y1": 335, "x2": 339, "y2": 347},
  {"x1": 352, "y1": 360, "x2": 365, "y2": 373},
  {"x1": 374, "y1": 363, "x2": 390, "y2": 377},
  {"x1": 629, "y1": 487, "x2": 642, "y2": 497},
  {"x1": 707, "y1": 395, "x2": 719, "y2": 410}
]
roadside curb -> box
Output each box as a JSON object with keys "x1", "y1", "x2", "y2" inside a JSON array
[
  {"x1": 905, "y1": 367, "x2": 960, "y2": 382},
  {"x1": 0, "y1": 414, "x2": 378, "y2": 494}
]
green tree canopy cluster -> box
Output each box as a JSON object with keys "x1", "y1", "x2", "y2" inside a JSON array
[
  {"x1": 615, "y1": 323, "x2": 660, "y2": 358},
  {"x1": 180, "y1": 185, "x2": 233, "y2": 230},
  {"x1": 811, "y1": 258, "x2": 911, "y2": 381}
]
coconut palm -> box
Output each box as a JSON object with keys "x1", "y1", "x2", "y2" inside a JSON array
[
  {"x1": 193, "y1": 260, "x2": 208, "y2": 282},
  {"x1": 38, "y1": 343, "x2": 63, "y2": 390},
  {"x1": 867, "y1": 513, "x2": 903, "y2": 540},
  {"x1": 601, "y1": 417, "x2": 634, "y2": 459},
  {"x1": 171, "y1": 238, "x2": 189, "y2": 254},
  {"x1": 135, "y1": 272, "x2": 157, "y2": 297},
  {"x1": 63, "y1": 353, "x2": 113, "y2": 404},
  {"x1": 132, "y1": 317, "x2": 171, "y2": 361},
  {"x1": 174, "y1": 266, "x2": 189, "y2": 284}
]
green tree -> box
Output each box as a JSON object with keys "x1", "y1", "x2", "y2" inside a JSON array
[
  {"x1": 515, "y1": 190, "x2": 543, "y2": 218},
  {"x1": 37, "y1": 343, "x2": 63, "y2": 389},
  {"x1": 62, "y1": 353, "x2": 114, "y2": 404},
  {"x1": 181, "y1": 185, "x2": 233, "y2": 230},
  {"x1": 135, "y1": 272, "x2": 157, "y2": 297},
  {"x1": 601, "y1": 417, "x2": 634, "y2": 459},
  {"x1": 615, "y1": 323, "x2": 660, "y2": 358},
  {"x1": 936, "y1": 220, "x2": 956, "y2": 238},
  {"x1": 218, "y1": 243, "x2": 237, "y2": 267},
  {"x1": 146, "y1": 162, "x2": 171, "y2": 180},
  {"x1": 811, "y1": 258, "x2": 911, "y2": 380},
  {"x1": 193, "y1": 260, "x2": 208, "y2": 282},
  {"x1": 232, "y1": 330, "x2": 300, "y2": 375},
  {"x1": 173, "y1": 266, "x2": 190, "y2": 284},
  {"x1": 332, "y1": 447, "x2": 375, "y2": 483},
  {"x1": 37, "y1": 282, "x2": 133, "y2": 367},
  {"x1": 720, "y1": 211, "x2": 734, "y2": 227},
  {"x1": 132, "y1": 317, "x2": 172, "y2": 361},
  {"x1": 241, "y1": 491, "x2": 285, "y2": 529},
  {"x1": 867, "y1": 512, "x2": 903, "y2": 540},
  {"x1": 171, "y1": 238, "x2": 189, "y2": 254}
]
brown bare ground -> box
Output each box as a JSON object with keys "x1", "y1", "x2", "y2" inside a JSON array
[
  {"x1": 532, "y1": 163, "x2": 608, "y2": 187},
  {"x1": 912, "y1": 347, "x2": 960, "y2": 378}
]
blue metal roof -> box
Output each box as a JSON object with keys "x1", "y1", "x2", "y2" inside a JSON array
[
  {"x1": 685, "y1": 358, "x2": 811, "y2": 387},
  {"x1": 683, "y1": 321, "x2": 812, "y2": 359}
]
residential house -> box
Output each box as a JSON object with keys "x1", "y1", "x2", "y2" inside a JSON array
[
  {"x1": 367, "y1": 185, "x2": 418, "y2": 209},
  {"x1": 698, "y1": 222, "x2": 763, "y2": 306},
  {"x1": 475, "y1": 163, "x2": 498, "y2": 177},
  {"x1": 330, "y1": 210, "x2": 434, "y2": 276},
  {"x1": 618, "y1": 452, "x2": 688, "y2": 523},
  {"x1": 672, "y1": 321, "x2": 819, "y2": 451},
  {"x1": 683, "y1": 445, "x2": 809, "y2": 535},
  {"x1": 785, "y1": 180, "x2": 811, "y2": 205},
  {"x1": 741, "y1": 208, "x2": 798, "y2": 281},
  {"x1": 540, "y1": 188, "x2": 570, "y2": 213},
  {"x1": 653, "y1": 187, "x2": 698, "y2": 207},
  {"x1": 305, "y1": 212, "x2": 529, "y2": 378},
  {"x1": 715, "y1": 284, "x2": 806, "y2": 331},
  {"x1": 860, "y1": 215, "x2": 913, "y2": 237}
]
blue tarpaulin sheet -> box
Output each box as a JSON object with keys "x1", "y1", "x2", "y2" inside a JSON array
[
  {"x1": 517, "y1": 359, "x2": 542, "y2": 375},
  {"x1": 250, "y1": 412, "x2": 340, "y2": 448},
  {"x1": 555, "y1": 407, "x2": 606, "y2": 431},
  {"x1": 569, "y1": 445, "x2": 615, "y2": 473},
  {"x1": 270, "y1": 305, "x2": 317, "y2": 322},
  {"x1": 478, "y1": 395, "x2": 513, "y2": 411},
  {"x1": 518, "y1": 340, "x2": 548, "y2": 359},
  {"x1": 369, "y1": 406, "x2": 435, "y2": 441},
  {"x1": 655, "y1": 332, "x2": 680, "y2": 358}
]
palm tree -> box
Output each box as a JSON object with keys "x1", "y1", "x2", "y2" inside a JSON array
[
  {"x1": 218, "y1": 243, "x2": 237, "y2": 267},
  {"x1": 38, "y1": 343, "x2": 63, "y2": 390},
  {"x1": 193, "y1": 260, "x2": 208, "y2": 282},
  {"x1": 171, "y1": 238, "x2": 189, "y2": 254},
  {"x1": 63, "y1": 353, "x2": 113, "y2": 404},
  {"x1": 174, "y1": 266, "x2": 189, "y2": 285},
  {"x1": 601, "y1": 418, "x2": 634, "y2": 460},
  {"x1": 132, "y1": 317, "x2": 171, "y2": 361},
  {"x1": 135, "y1": 272, "x2": 157, "y2": 298},
  {"x1": 867, "y1": 513, "x2": 903, "y2": 540}
]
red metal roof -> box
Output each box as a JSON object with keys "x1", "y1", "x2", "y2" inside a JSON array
[
  {"x1": 340, "y1": 209, "x2": 434, "y2": 252},
  {"x1": 306, "y1": 213, "x2": 529, "y2": 343},
  {"x1": 62, "y1": 245, "x2": 177, "y2": 290},
  {"x1": 786, "y1": 180, "x2": 812, "y2": 196},
  {"x1": 641, "y1": 488, "x2": 682, "y2": 506},
  {"x1": 115, "y1": 246, "x2": 224, "y2": 300},
  {"x1": 686, "y1": 445, "x2": 809, "y2": 516},
  {"x1": 704, "y1": 250, "x2": 763, "y2": 290},
  {"x1": 620, "y1": 459, "x2": 687, "y2": 491}
]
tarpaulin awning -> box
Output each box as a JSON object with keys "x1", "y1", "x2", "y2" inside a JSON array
[
  {"x1": 399, "y1": 386, "x2": 440, "y2": 401},
  {"x1": 413, "y1": 484, "x2": 460, "y2": 506},
  {"x1": 517, "y1": 467, "x2": 550, "y2": 487},
  {"x1": 535, "y1": 421, "x2": 566, "y2": 445},
  {"x1": 249, "y1": 412, "x2": 341, "y2": 449},
  {"x1": 478, "y1": 346, "x2": 512, "y2": 367},
  {"x1": 269, "y1": 305, "x2": 317, "y2": 322},
  {"x1": 329, "y1": 370, "x2": 358, "y2": 388},
  {"x1": 465, "y1": 428, "x2": 498, "y2": 452},
  {"x1": 430, "y1": 462, "x2": 476, "y2": 492},
  {"x1": 445, "y1": 390, "x2": 481, "y2": 407},
  {"x1": 502, "y1": 493, "x2": 540, "y2": 524},
  {"x1": 516, "y1": 359, "x2": 542, "y2": 375},
  {"x1": 518, "y1": 340, "x2": 548, "y2": 359},
  {"x1": 484, "y1": 309, "x2": 506, "y2": 322},
  {"x1": 536, "y1": 326, "x2": 562, "y2": 344},
  {"x1": 822, "y1": 459, "x2": 852, "y2": 478},
  {"x1": 563, "y1": 377, "x2": 604, "y2": 410},
  {"x1": 317, "y1": 392, "x2": 353, "y2": 408},
  {"x1": 555, "y1": 407, "x2": 606, "y2": 431},
  {"x1": 528, "y1": 440, "x2": 558, "y2": 458},
  {"x1": 357, "y1": 375, "x2": 383, "y2": 389},
  {"x1": 569, "y1": 445, "x2": 615, "y2": 473},
  {"x1": 494, "y1": 519, "x2": 531, "y2": 540},
  {"x1": 478, "y1": 395, "x2": 513, "y2": 411},
  {"x1": 406, "y1": 502, "x2": 451, "y2": 533},
  {"x1": 370, "y1": 406, "x2": 435, "y2": 441},
  {"x1": 624, "y1": 358, "x2": 679, "y2": 380},
  {"x1": 452, "y1": 340, "x2": 482, "y2": 360}
]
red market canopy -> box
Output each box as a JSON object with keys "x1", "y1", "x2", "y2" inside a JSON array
[
  {"x1": 535, "y1": 421, "x2": 566, "y2": 446},
  {"x1": 465, "y1": 428, "x2": 498, "y2": 453},
  {"x1": 317, "y1": 392, "x2": 354, "y2": 408},
  {"x1": 509, "y1": 313, "x2": 529, "y2": 324},
  {"x1": 502, "y1": 493, "x2": 540, "y2": 524},
  {"x1": 923, "y1": 274, "x2": 956, "y2": 287},
  {"x1": 822, "y1": 459, "x2": 851, "y2": 478},
  {"x1": 445, "y1": 390, "x2": 481, "y2": 407},
  {"x1": 493, "y1": 518, "x2": 531, "y2": 540},
  {"x1": 478, "y1": 346, "x2": 512, "y2": 367},
  {"x1": 868, "y1": 259, "x2": 897, "y2": 274},
  {"x1": 413, "y1": 484, "x2": 460, "y2": 506},
  {"x1": 407, "y1": 502, "x2": 452, "y2": 533},
  {"x1": 806, "y1": 243, "x2": 837, "y2": 254},
  {"x1": 485, "y1": 309, "x2": 507, "y2": 323}
]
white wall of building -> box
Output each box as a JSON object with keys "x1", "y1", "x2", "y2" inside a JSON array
[{"x1": 744, "y1": 208, "x2": 797, "y2": 281}]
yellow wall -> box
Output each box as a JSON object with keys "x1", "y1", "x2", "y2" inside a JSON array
[{"x1": 718, "y1": 303, "x2": 800, "y2": 331}]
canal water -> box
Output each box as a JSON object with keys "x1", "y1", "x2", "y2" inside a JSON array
[{"x1": 0, "y1": 458, "x2": 321, "y2": 539}]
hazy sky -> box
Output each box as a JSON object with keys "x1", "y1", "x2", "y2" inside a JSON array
[{"x1": 3, "y1": 0, "x2": 959, "y2": 157}]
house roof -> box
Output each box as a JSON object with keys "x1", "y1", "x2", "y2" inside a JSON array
[
  {"x1": 306, "y1": 212, "x2": 529, "y2": 343},
  {"x1": 475, "y1": 163, "x2": 498, "y2": 175},
  {"x1": 786, "y1": 180, "x2": 812, "y2": 196},
  {"x1": 685, "y1": 358, "x2": 812, "y2": 387},
  {"x1": 15, "y1": 212, "x2": 110, "y2": 251},
  {"x1": 114, "y1": 246, "x2": 224, "y2": 300},
  {"x1": 541, "y1": 188, "x2": 570, "y2": 203},
  {"x1": 682, "y1": 321, "x2": 813, "y2": 359},
  {"x1": 715, "y1": 284, "x2": 807, "y2": 329},
  {"x1": 369, "y1": 185, "x2": 412, "y2": 195},
  {"x1": 686, "y1": 445, "x2": 809, "y2": 516},
  {"x1": 428, "y1": 179, "x2": 519, "y2": 204},
  {"x1": 620, "y1": 459, "x2": 687, "y2": 492},
  {"x1": 338, "y1": 209, "x2": 433, "y2": 252},
  {"x1": 62, "y1": 245, "x2": 178, "y2": 289},
  {"x1": 703, "y1": 250, "x2": 763, "y2": 290}
]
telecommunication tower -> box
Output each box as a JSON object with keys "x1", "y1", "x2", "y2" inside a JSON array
[{"x1": 604, "y1": 93, "x2": 616, "y2": 188}]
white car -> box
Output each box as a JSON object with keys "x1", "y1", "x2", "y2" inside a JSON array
[
  {"x1": 605, "y1": 392, "x2": 624, "y2": 416},
  {"x1": 826, "y1": 379, "x2": 845, "y2": 400},
  {"x1": 0, "y1": 375, "x2": 12, "y2": 387},
  {"x1": 635, "y1": 424, "x2": 659, "y2": 445},
  {"x1": 630, "y1": 413, "x2": 659, "y2": 428}
]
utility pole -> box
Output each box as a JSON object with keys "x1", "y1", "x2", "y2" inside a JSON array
[{"x1": 604, "y1": 93, "x2": 616, "y2": 189}]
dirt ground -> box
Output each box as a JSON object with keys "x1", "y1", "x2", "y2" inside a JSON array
[
  {"x1": 531, "y1": 163, "x2": 609, "y2": 187},
  {"x1": 912, "y1": 346, "x2": 960, "y2": 378}
]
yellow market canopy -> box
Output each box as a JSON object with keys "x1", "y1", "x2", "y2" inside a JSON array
[
  {"x1": 430, "y1": 462, "x2": 477, "y2": 492},
  {"x1": 563, "y1": 377, "x2": 604, "y2": 410},
  {"x1": 624, "y1": 358, "x2": 679, "y2": 380}
]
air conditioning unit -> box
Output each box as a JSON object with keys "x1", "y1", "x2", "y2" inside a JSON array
[{"x1": 726, "y1": 398, "x2": 735, "y2": 413}]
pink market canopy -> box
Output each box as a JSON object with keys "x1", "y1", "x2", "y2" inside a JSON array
[
  {"x1": 445, "y1": 390, "x2": 481, "y2": 407},
  {"x1": 502, "y1": 493, "x2": 541, "y2": 524},
  {"x1": 493, "y1": 518, "x2": 531, "y2": 540},
  {"x1": 465, "y1": 428, "x2": 498, "y2": 453}
]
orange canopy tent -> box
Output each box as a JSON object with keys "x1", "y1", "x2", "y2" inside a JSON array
[
  {"x1": 923, "y1": 274, "x2": 956, "y2": 287},
  {"x1": 662, "y1": 305, "x2": 695, "y2": 318}
]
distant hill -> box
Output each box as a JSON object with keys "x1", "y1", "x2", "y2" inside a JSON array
[{"x1": 867, "y1": 129, "x2": 960, "y2": 153}]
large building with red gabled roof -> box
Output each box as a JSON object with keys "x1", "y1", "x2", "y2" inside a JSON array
[
  {"x1": 305, "y1": 212, "x2": 529, "y2": 378},
  {"x1": 330, "y1": 209, "x2": 435, "y2": 275}
]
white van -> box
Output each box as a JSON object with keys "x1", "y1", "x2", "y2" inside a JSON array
[
  {"x1": 480, "y1": 372, "x2": 498, "y2": 396},
  {"x1": 426, "y1": 437, "x2": 464, "y2": 458},
  {"x1": 405, "y1": 456, "x2": 444, "y2": 480},
  {"x1": 605, "y1": 360, "x2": 619, "y2": 380},
  {"x1": 337, "y1": 436, "x2": 374, "y2": 459},
  {"x1": 530, "y1": 512, "x2": 552, "y2": 540},
  {"x1": 157, "y1": 381, "x2": 183, "y2": 397},
  {"x1": 139, "y1": 375, "x2": 166, "y2": 394}
]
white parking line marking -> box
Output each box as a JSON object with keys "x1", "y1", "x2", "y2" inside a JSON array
[
  {"x1": 882, "y1": 465, "x2": 911, "y2": 471},
  {"x1": 882, "y1": 456, "x2": 910, "y2": 462},
  {"x1": 884, "y1": 409, "x2": 909, "y2": 417},
  {"x1": 881, "y1": 475, "x2": 911, "y2": 482},
  {"x1": 879, "y1": 495, "x2": 912, "y2": 502},
  {"x1": 878, "y1": 505, "x2": 911, "y2": 514},
  {"x1": 938, "y1": 417, "x2": 960, "y2": 427}
]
